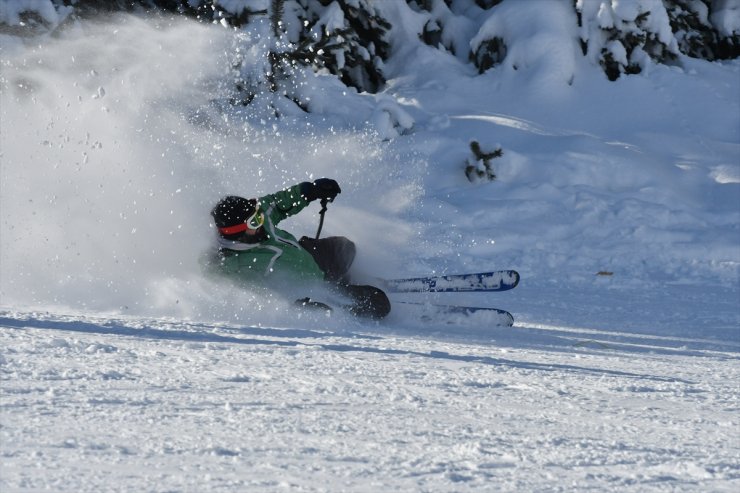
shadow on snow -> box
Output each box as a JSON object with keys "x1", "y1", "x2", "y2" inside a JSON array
[{"x1": 0, "y1": 314, "x2": 706, "y2": 384}]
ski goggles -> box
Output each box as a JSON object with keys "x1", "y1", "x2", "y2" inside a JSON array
[{"x1": 218, "y1": 209, "x2": 265, "y2": 235}]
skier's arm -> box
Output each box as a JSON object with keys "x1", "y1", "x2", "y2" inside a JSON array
[{"x1": 258, "y1": 179, "x2": 341, "y2": 224}]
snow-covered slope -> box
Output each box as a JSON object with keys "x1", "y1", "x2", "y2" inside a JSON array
[
  {"x1": 2, "y1": 310, "x2": 738, "y2": 492},
  {"x1": 1, "y1": 6, "x2": 738, "y2": 492}
]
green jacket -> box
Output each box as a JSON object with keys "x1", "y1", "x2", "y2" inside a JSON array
[{"x1": 208, "y1": 184, "x2": 325, "y2": 285}]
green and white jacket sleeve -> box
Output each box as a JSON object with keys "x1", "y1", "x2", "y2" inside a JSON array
[{"x1": 257, "y1": 182, "x2": 312, "y2": 225}]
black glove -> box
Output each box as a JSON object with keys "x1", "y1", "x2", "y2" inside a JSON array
[{"x1": 301, "y1": 178, "x2": 341, "y2": 202}]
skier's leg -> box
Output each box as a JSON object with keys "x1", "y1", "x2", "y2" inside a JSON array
[
  {"x1": 299, "y1": 236, "x2": 356, "y2": 283},
  {"x1": 299, "y1": 236, "x2": 389, "y2": 318}
]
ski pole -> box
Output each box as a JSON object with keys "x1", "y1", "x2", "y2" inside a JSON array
[{"x1": 315, "y1": 198, "x2": 329, "y2": 239}]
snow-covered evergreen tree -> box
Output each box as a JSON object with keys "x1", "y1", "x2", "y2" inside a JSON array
[
  {"x1": 408, "y1": 0, "x2": 482, "y2": 60},
  {"x1": 1, "y1": 0, "x2": 738, "y2": 89},
  {"x1": 278, "y1": 0, "x2": 391, "y2": 93},
  {"x1": 0, "y1": 0, "x2": 389, "y2": 96},
  {"x1": 231, "y1": 0, "x2": 391, "y2": 114},
  {"x1": 575, "y1": 0, "x2": 680, "y2": 80},
  {"x1": 174, "y1": 0, "x2": 391, "y2": 94},
  {"x1": 666, "y1": 0, "x2": 740, "y2": 60}
]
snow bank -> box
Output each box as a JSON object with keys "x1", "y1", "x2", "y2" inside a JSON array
[
  {"x1": 471, "y1": 0, "x2": 580, "y2": 88},
  {"x1": 711, "y1": 0, "x2": 740, "y2": 36},
  {"x1": 0, "y1": 0, "x2": 68, "y2": 27}
]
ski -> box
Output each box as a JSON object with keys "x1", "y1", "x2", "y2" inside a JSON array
[
  {"x1": 396, "y1": 301, "x2": 514, "y2": 327},
  {"x1": 381, "y1": 270, "x2": 519, "y2": 293}
]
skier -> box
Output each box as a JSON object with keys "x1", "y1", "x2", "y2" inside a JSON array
[{"x1": 208, "y1": 178, "x2": 391, "y2": 319}]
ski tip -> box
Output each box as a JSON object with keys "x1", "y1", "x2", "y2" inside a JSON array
[{"x1": 511, "y1": 270, "x2": 520, "y2": 289}]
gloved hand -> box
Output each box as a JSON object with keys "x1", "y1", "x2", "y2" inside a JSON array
[{"x1": 301, "y1": 178, "x2": 341, "y2": 202}]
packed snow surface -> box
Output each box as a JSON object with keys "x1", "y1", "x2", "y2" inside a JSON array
[
  {"x1": 1, "y1": 306, "x2": 738, "y2": 492},
  {"x1": 1, "y1": 5, "x2": 739, "y2": 492}
]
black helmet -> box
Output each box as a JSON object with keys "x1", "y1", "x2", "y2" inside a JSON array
[{"x1": 211, "y1": 195, "x2": 258, "y2": 238}]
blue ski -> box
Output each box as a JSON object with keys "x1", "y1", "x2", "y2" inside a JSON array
[{"x1": 382, "y1": 270, "x2": 519, "y2": 293}]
